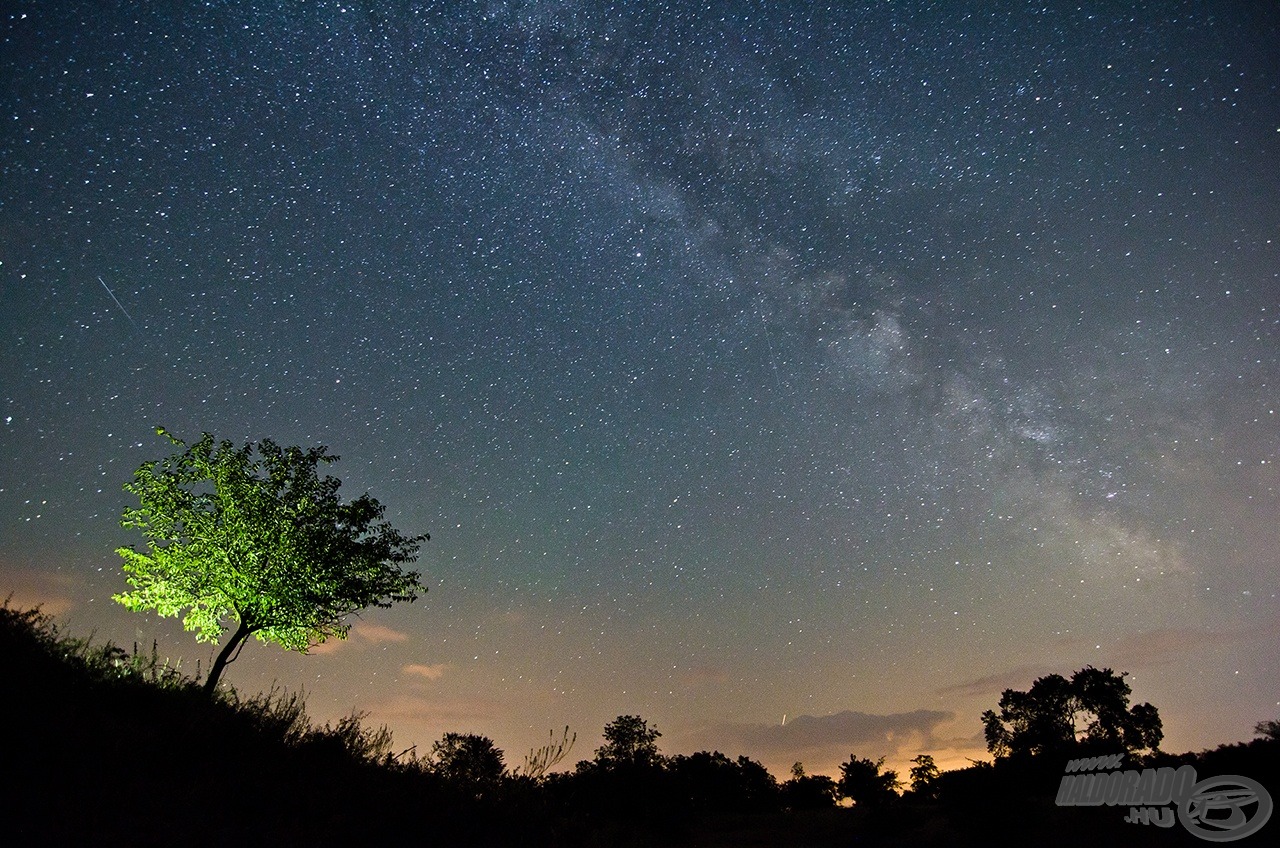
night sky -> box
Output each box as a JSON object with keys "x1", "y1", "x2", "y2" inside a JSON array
[{"x1": 2, "y1": 1, "x2": 1277, "y2": 779}]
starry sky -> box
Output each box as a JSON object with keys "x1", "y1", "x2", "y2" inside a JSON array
[{"x1": 2, "y1": 1, "x2": 1277, "y2": 779}]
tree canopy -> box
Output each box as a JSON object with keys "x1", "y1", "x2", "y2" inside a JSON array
[
  {"x1": 114, "y1": 428, "x2": 428, "y2": 693},
  {"x1": 592, "y1": 714, "x2": 664, "y2": 770},
  {"x1": 781, "y1": 762, "x2": 839, "y2": 810},
  {"x1": 837, "y1": 755, "x2": 901, "y2": 807},
  {"x1": 429, "y1": 732, "x2": 506, "y2": 796},
  {"x1": 907, "y1": 754, "x2": 941, "y2": 801},
  {"x1": 666, "y1": 751, "x2": 779, "y2": 813},
  {"x1": 981, "y1": 666, "x2": 1162, "y2": 760}
]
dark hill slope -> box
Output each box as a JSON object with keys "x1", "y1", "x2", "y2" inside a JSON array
[{"x1": 1, "y1": 606, "x2": 495, "y2": 847}]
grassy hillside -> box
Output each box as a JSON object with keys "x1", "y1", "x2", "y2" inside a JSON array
[
  {"x1": 4, "y1": 604, "x2": 1275, "y2": 847},
  {"x1": 2, "y1": 604, "x2": 504, "y2": 846}
]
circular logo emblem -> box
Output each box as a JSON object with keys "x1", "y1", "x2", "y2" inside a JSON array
[{"x1": 1178, "y1": 774, "x2": 1272, "y2": 842}]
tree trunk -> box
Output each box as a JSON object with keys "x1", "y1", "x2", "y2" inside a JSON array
[{"x1": 203, "y1": 618, "x2": 252, "y2": 695}]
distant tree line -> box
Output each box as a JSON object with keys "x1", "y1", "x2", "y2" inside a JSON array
[{"x1": 7, "y1": 602, "x2": 1277, "y2": 846}]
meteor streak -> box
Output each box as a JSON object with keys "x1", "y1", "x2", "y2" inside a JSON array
[{"x1": 98, "y1": 276, "x2": 141, "y2": 334}]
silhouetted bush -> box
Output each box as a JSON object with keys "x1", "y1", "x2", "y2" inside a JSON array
[
  {"x1": 780, "y1": 763, "x2": 839, "y2": 810},
  {"x1": 668, "y1": 751, "x2": 781, "y2": 814}
]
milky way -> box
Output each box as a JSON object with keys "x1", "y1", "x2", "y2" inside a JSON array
[{"x1": 2, "y1": 2, "x2": 1276, "y2": 777}]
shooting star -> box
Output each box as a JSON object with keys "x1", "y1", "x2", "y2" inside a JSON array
[
  {"x1": 98, "y1": 276, "x2": 141, "y2": 334},
  {"x1": 756, "y1": 296, "x2": 783, "y2": 391}
]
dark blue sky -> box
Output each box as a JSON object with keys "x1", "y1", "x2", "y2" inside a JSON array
[{"x1": 2, "y1": 1, "x2": 1277, "y2": 776}]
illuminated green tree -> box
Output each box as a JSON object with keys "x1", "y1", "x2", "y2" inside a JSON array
[{"x1": 114, "y1": 428, "x2": 428, "y2": 694}]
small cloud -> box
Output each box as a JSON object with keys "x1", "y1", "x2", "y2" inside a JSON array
[
  {"x1": 1111, "y1": 628, "x2": 1230, "y2": 667},
  {"x1": 352, "y1": 622, "x2": 409, "y2": 644},
  {"x1": 403, "y1": 662, "x2": 448, "y2": 681},
  {"x1": 936, "y1": 664, "x2": 1055, "y2": 698},
  {"x1": 937, "y1": 625, "x2": 1276, "y2": 700},
  {"x1": 1094, "y1": 624, "x2": 1270, "y2": 669},
  {"x1": 309, "y1": 621, "x2": 411, "y2": 654},
  {"x1": 0, "y1": 567, "x2": 80, "y2": 617},
  {"x1": 365, "y1": 693, "x2": 499, "y2": 724},
  {"x1": 307, "y1": 638, "x2": 346, "y2": 655},
  {"x1": 4, "y1": 591, "x2": 76, "y2": 618}
]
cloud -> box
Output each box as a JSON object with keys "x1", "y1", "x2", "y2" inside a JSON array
[
  {"x1": 403, "y1": 662, "x2": 448, "y2": 681},
  {"x1": 937, "y1": 623, "x2": 1276, "y2": 699},
  {"x1": 0, "y1": 567, "x2": 79, "y2": 617},
  {"x1": 1098, "y1": 624, "x2": 1272, "y2": 669},
  {"x1": 309, "y1": 621, "x2": 411, "y2": 654},
  {"x1": 721, "y1": 708, "x2": 954, "y2": 757},
  {"x1": 936, "y1": 665, "x2": 1057, "y2": 698},
  {"x1": 351, "y1": 622, "x2": 410, "y2": 644},
  {"x1": 365, "y1": 694, "x2": 501, "y2": 725},
  {"x1": 682, "y1": 708, "x2": 964, "y2": 780}
]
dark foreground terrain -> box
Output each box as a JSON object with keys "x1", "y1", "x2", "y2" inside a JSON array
[{"x1": 3, "y1": 605, "x2": 1274, "y2": 847}]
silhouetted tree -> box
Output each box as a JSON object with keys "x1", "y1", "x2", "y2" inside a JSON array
[
  {"x1": 781, "y1": 762, "x2": 838, "y2": 810},
  {"x1": 667, "y1": 751, "x2": 781, "y2": 813},
  {"x1": 734, "y1": 754, "x2": 783, "y2": 810},
  {"x1": 981, "y1": 666, "x2": 1162, "y2": 761},
  {"x1": 1073, "y1": 666, "x2": 1157, "y2": 751},
  {"x1": 907, "y1": 753, "x2": 941, "y2": 801},
  {"x1": 114, "y1": 428, "x2": 427, "y2": 694},
  {"x1": 837, "y1": 755, "x2": 900, "y2": 807},
  {"x1": 1255, "y1": 719, "x2": 1280, "y2": 742},
  {"x1": 430, "y1": 732, "x2": 506, "y2": 796},
  {"x1": 593, "y1": 714, "x2": 663, "y2": 769},
  {"x1": 565, "y1": 715, "x2": 679, "y2": 830},
  {"x1": 982, "y1": 672, "x2": 1074, "y2": 759}
]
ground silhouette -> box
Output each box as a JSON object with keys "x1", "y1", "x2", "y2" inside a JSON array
[{"x1": 4, "y1": 604, "x2": 1275, "y2": 847}]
